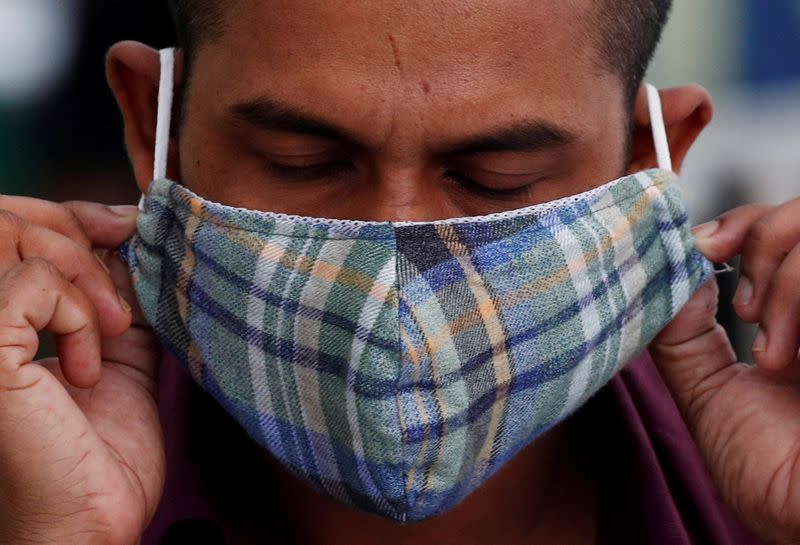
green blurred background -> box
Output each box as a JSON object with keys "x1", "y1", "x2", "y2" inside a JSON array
[{"x1": 0, "y1": 0, "x2": 798, "y2": 360}]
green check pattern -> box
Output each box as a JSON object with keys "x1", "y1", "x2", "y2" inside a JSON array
[{"x1": 123, "y1": 168, "x2": 712, "y2": 521}]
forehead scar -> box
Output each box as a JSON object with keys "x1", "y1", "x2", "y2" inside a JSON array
[{"x1": 388, "y1": 33, "x2": 404, "y2": 73}]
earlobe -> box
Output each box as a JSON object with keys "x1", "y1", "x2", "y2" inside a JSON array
[
  {"x1": 106, "y1": 41, "x2": 183, "y2": 193},
  {"x1": 627, "y1": 84, "x2": 714, "y2": 174}
]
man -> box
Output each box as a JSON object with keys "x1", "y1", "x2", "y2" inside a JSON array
[{"x1": 0, "y1": 1, "x2": 799, "y2": 543}]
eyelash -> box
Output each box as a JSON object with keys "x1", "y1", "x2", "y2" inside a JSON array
[
  {"x1": 443, "y1": 170, "x2": 534, "y2": 199},
  {"x1": 265, "y1": 162, "x2": 534, "y2": 199},
  {"x1": 265, "y1": 161, "x2": 353, "y2": 182}
]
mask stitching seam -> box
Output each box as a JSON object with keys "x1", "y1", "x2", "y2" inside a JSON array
[
  {"x1": 392, "y1": 231, "x2": 412, "y2": 522},
  {"x1": 154, "y1": 179, "x2": 671, "y2": 242}
]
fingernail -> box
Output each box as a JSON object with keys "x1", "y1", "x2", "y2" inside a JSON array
[
  {"x1": 753, "y1": 328, "x2": 768, "y2": 352},
  {"x1": 118, "y1": 291, "x2": 132, "y2": 313},
  {"x1": 94, "y1": 253, "x2": 111, "y2": 274},
  {"x1": 109, "y1": 205, "x2": 140, "y2": 219},
  {"x1": 733, "y1": 276, "x2": 753, "y2": 307},
  {"x1": 692, "y1": 219, "x2": 720, "y2": 240}
]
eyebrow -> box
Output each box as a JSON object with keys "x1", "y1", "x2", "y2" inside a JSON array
[
  {"x1": 445, "y1": 122, "x2": 576, "y2": 155},
  {"x1": 231, "y1": 99, "x2": 361, "y2": 146},
  {"x1": 229, "y1": 98, "x2": 576, "y2": 154}
]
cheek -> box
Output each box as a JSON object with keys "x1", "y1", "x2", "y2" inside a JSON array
[
  {"x1": 178, "y1": 132, "x2": 232, "y2": 199},
  {"x1": 177, "y1": 89, "x2": 256, "y2": 204}
]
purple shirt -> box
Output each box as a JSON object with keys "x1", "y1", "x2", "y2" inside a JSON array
[{"x1": 142, "y1": 351, "x2": 766, "y2": 545}]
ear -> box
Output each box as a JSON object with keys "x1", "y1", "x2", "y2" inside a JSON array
[
  {"x1": 627, "y1": 84, "x2": 714, "y2": 174},
  {"x1": 106, "y1": 41, "x2": 184, "y2": 193}
]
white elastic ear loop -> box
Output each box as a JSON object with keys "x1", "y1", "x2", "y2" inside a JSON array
[
  {"x1": 139, "y1": 47, "x2": 176, "y2": 211},
  {"x1": 644, "y1": 84, "x2": 731, "y2": 275},
  {"x1": 645, "y1": 83, "x2": 673, "y2": 172}
]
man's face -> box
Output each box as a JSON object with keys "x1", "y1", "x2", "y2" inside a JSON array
[{"x1": 178, "y1": 0, "x2": 628, "y2": 220}]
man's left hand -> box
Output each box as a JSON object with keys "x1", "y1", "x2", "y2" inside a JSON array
[{"x1": 650, "y1": 196, "x2": 800, "y2": 544}]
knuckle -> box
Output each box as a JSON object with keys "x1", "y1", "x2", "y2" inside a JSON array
[
  {"x1": 0, "y1": 324, "x2": 37, "y2": 349},
  {"x1": 21, "y1": 257, "x2": 63, "y2": 282},
  {"x1": 0, "y1": 330, "x2": 38, "y2": 374},
  {"x1": 773, "y1": 262, "x2": 800, "y2": 295},
  {"x1": 748, "y1": 203, "x2": 773, "y2": 216},
  {"x1": 50, "y1": 206, "x2": 91, "y2": 250},
  {"x1": 0, "y1": 209, "x2": 23, "y2": 236},
  {"x1": 60, "y1": 205, "x2": 85, "y2": 234},
  {"x1": 0, "y1": 258, "x2": 48, "y2": 291},
  {"x1": 719, "y1": 203, "x2": 769, "y2": 226},
  {"x1": 748, "y1": 218, "x2": 776, "y2": 247}
]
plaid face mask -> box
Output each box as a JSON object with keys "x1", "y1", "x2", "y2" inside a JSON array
[{"x1": 123, "y1": 49, "x2": 713, "y2": 522}]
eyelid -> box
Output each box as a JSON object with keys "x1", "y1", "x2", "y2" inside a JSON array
[
  {"x1": 265, "y1": 150, "x2": 339, "y2": 161},
  {"x1": 444, "y1": 170, "x2": 536, "y2": 199},
  {"x1": 265, "y1": 159, "x2": 354, "y2": 182},
  {"x1": 446, "y1": 164, "x2": 545, "y2": 188},
  {"x1": 247, "y1": 133, "x2": 353, "y2": 162},
  {"x1": 261, "y1": 151, "x2": 352, "y2": 171},
  {"x1": 466, "y1": 167, "x2": 543, "y2": 178}
]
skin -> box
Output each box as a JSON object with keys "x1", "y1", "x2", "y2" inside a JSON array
[{"x1": 0, "y1": 0, "x2": 799, "y2": 543}]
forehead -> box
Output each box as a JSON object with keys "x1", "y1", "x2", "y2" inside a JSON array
[{"x1": 189, "y1": 0, "x2": 620, "y2": 145}]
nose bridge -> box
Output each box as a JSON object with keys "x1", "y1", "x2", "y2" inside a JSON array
[
  {"x1": 348, "y1": 68, "x2": 453, "y2": 223},
  {"x1": 347, "y1": 163, "x2": 451, "y2": 223}
]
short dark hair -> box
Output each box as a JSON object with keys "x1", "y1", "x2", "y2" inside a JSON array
[
  {"x1": 167, "y1": 0, "x2": 672, "y2": 108},
  {"x1": 167, "y1": 0, "x2": 225, "y2": 62},
  {"x1": 597, "y1": 0, "x2": 674, "y2": 106}
]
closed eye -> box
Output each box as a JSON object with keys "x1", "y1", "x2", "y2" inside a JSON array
[
  {"x1": 443, "y1": 169, "x2": 538, "y2": 199},
  {"x1": 265, "y1": 160, "x2": 354, "y2": 182}
]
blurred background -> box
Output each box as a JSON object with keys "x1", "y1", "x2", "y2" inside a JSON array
[{"x1": 0, "y1": 0, "x2": 797, "y2": 361}]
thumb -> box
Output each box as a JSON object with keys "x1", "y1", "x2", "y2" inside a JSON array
[
  {"x1": 649, "y1": 277, "x2": 738, "y2": 422},
  {"x1": 691, "y1": 204, "x2": 772, "y2": 264},
  {"x1": 63, "y1": 201, "x2": 140, "y2": 249},
  {"x1": 652, "y1": 203, "x2": 772, "y2": 415}
]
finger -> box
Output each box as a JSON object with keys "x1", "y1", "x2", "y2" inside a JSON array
[
  {"x1": 756, "y1": 356, "x2": 800, "y2": 384},
  {"x1": 0, "y1": 196, "x2": 91, "y2": 249},
  {"x1": 99, "y1": 251, "x2": 159, "y2": 395},
  {"x1": 103, "y1": 250, "x2": 145, "y2": 327},
  {"x1": 649, "y1": 277, "x2": 738, "y2": 421},
  {"x1": 0, "y1": 196, "x2": 139, "y2": 249},
  {"x1": 735, "y1": 197, "x2": 800, "y2": 324},
  {"x1": 751, "y1": 243, "x2": 800, "y2": 371},
  {"x1": 691, "y1": 204, "x2": 772, "y2": 264},
  {"x1": 0, "y1": 258, "x2": 102, "y2": 389},
  {"x1": 62, "y1": 201, "x2": 139, "y2": 248},
  {"x1": 0, "y1": 215, "x2": 131, "y2": 336},
  {"x1": 18, "y1": 223, "x2": 132, "y2": 336}
]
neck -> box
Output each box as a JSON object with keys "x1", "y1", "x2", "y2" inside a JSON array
[{"x1": 266, "y1": 421, "x2": 598, "y2": 545}]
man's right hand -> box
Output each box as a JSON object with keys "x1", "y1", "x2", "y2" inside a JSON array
[{"x1": 0, "y1": 197, "x2": 164, "y2": 545}]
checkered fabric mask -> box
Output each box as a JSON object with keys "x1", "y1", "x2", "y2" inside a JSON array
[{"x1": 123, "y1": 49, "x2": 713, "y2": 522}]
